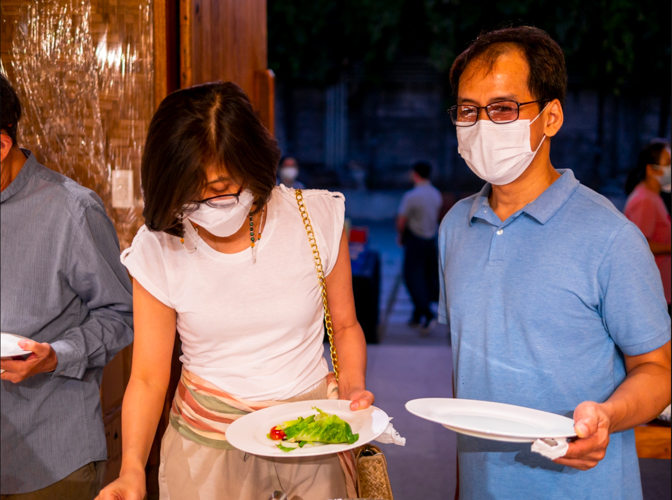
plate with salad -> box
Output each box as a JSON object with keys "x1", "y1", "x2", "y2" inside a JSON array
[{"x1": 226, "y1": 399, "x2": 389, "y2": 457}]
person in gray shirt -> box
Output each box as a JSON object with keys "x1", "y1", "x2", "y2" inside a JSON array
[
  {"x1": 0, "y1": 74, "x2": 133, "y2": 499},
  {"x1": 397, "y1": 161, "x2": 443, "y2": 331}
]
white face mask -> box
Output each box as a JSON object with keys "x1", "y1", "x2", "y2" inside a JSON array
[
  {"x1": 457, "y1": 107, "x2": 546, "y2": 185},
  {"x1": 187, "y1": 189, "x2": 255, "y2": 237},
  {"x1": 652, "y1": 165, "x2": 671, "y2": 189},
  {"x1": 280, "y1": 166, "x2": 299, "y2": 182}
]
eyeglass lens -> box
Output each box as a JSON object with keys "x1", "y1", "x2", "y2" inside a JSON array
[
  {"x1": 451, "y1": 100, "x2": 520, "y2": 126},
  {"x1": 205, "y1": 195, "x2": 238, "y2": 208}
]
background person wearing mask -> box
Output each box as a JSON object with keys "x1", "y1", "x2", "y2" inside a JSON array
[
  {"x1": 278, "y1": 156, "x2": 305, "y2": 189},
  {"x1": 397, "y1": 161, "x2": 443, "y2": 331},
  {"x1": 624, "y1": 140, "x2": 671, "y2": 311},
  {"x1": 0, "y1": 74, "x2": 134, "y2": 499},
  {"x1": 438, "y1": 26, "x2": 671, "y2": 499}
]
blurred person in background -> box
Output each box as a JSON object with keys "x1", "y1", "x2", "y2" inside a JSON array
[
  {"x1": 624, "y1": 140, "x2": 671, "y2": 312},
  {"x1": 97, "y1": 82, "x2": 373, "y2": 500},
  {"x1": 278, "y1": 156, "x2": 305, "y2": 189},
  {"x1": 440, "y1": 26, "x2": 671, "y2": 499},
  {"x1": 0, "y1": 74, "x2": 134, "y2": 499},
  {"x1": 397, "y1": 161, "x2": 443, "y2": 331}
]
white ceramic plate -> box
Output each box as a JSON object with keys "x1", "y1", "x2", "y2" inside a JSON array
[
  {"x1": 405, "y1": 398, "x2": 576, "y2": 443},
  {"x1": 226, "y1": 399, "x2": 389, "y2": 457},
  {"x1": 1, "y1": 333, "x2": 31, "y2": 358}
]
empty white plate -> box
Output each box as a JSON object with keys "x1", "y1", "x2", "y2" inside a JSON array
[
  {"x1": 406, "y1": 398, "x2": 576, "y2": 443},
  {"x1": 1, "y1": 333, "x2": 31, "y2": 358},
  {"x1": 226, "y1": 399, "x2": 389, "y2": 457}
]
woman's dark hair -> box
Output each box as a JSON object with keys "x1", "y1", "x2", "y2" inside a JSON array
[
  {"x1": 1, "y1": 73, "x2": 22, "y2": 144},
  {"x1": 449, "y1": 26, "x2": 567, "y2": 107},
  {"x1": 625, "y1": 140, "x2": 670, "y2": 195},
  {"x1": 142, "y1": 81, "x2": 280, "y2": 237}
]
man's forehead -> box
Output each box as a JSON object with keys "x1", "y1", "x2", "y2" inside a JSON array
[{"x1": 458, "y1": 48, "x2": 531, "y2": 102}]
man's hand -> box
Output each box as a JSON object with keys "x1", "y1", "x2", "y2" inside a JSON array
[
  {"x1": 553, "y1": 401, "x2": 611, "y2": 470},
  {"x1": 0, "y1": 340, "x2": 58, "y2": 382}
]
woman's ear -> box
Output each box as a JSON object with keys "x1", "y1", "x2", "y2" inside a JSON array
[
  {"x1": 645, "y1": 164, "x2": 657, "y2": 180},
  {"x1": 543, "y1": 99, "x2": 564, "y2": 138}
]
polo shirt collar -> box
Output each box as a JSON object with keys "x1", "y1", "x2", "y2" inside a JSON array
[
  {"x1": 469, "y1": 169, "x2": 580, "y2": 226},
  {"x1": 1, "y1": 149, "x2": 37, "y2": 204},
  {"x1": 522, "y1": 169, "x2": 580, "y2": 224}
]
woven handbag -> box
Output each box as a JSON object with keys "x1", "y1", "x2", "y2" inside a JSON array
[{"x1": 295, "y1": 189, "x2": 394, "y2": 500}]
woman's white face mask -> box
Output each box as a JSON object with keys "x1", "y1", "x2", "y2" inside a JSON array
[
  {"x1": 652, "y1": 164, "x2": 671, "y2": 191},
  {"x1": 457, "y1": 105, "x2": 547, "y2": 185},
  {"x1": 187, "y1": 189, "x2": 255, "y2": 237}
]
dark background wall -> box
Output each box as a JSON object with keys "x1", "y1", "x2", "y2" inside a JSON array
[{"x1": 268, "y1": 0, "x2": 671, "y2": 208}]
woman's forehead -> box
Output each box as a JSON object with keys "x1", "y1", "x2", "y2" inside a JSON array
[{"x1": 204, "y1": 164, "x2": 231, "y2": 183}]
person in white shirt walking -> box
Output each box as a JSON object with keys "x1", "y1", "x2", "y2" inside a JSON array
[{"x1": 396, "y1": 161, "x2": 443, "y2": 331}]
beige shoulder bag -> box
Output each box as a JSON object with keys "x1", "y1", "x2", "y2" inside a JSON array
[{"x1": 295, "y1": 189, "x2": 394, "y2": 500}]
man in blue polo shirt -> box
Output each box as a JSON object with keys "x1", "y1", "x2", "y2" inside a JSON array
[{"x1": 439, "y1": 26, "x2": 671, "y2": 499}]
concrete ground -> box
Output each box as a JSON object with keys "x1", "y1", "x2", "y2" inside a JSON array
[{"x1": 349, "y1": 218, "x2": 670, "y2": 500}]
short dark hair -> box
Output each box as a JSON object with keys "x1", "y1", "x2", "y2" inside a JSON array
[
  {"x1": 1, "y1": 73, "x2": 22, "y2": 144},
  {"x1": 625, "y1": 140, "x2": 670, "y2": 195},
  {"x1": 413, "y1": 161, "x2": 431, "y2": 179},
  {"x1": 142, "y1": 81, "x2": 280, "y2": 237},
  {"x1": 449, "y1": 26, "x2": 567, "y2": 107}
]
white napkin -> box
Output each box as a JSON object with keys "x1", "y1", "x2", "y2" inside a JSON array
[
  {"x1": 531, "y1": 438, "x2": 568, "y2": 459},
  {"x1": 373, "y1": 418, "x2": 406, "y2": 446}
]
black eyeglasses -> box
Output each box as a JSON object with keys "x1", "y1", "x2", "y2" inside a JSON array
[
  {"x1": 185, "y1": 186, "x2": 243, "y2": 210},
  {"x1": 448, "y1": 100, "x2": 548, "y2": 127}
]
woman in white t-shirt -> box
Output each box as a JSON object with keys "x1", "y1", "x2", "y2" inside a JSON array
[{"x1": 98, "y1": 82, "x2": 374, "y2": 500}]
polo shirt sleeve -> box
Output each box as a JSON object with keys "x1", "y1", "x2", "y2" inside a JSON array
[
  {"x1": 598, "y1": 222, "x2": 671, "y2": 356},
  {"x1": 437, "y1": 220, "x2": 448, "y2": 325},
  {"x1": 398, "y1": 192, "x2": 412, "y2": 218}
]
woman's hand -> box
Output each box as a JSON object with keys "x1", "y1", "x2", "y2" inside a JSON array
[
  {"x1": 342, "y1": 388, "x2": 375, "y2": 411},
  {"x1": 96, "y1": 467, "x2": 146, "y2": 500}
]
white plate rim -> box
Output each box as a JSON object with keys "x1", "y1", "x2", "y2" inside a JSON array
[
  {"x1": 225, "y1": 399, "x2": 389, "y2": 458},
  {"x1": 1, "y1": 332, "x2": 32, "y2": 357},
  {"x1": 405, "y1": 398, "x2": 577, "y2": 442}
]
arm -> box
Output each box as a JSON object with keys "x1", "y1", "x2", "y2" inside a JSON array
[
  {"x1": 97, "y1": 280, "x2": 177, "y2": 500},
  {"x1": 1, "y1": 202, "x2": 133, "y2": 382},
  {"x1": 396, "y1": 215, "x2": 408, "y2": 234},
  {"x1": 554, "y1": 341, "x2": 671, "y2": 470},
  {"x1": 647, "y1": 240, "x2": 671, "y2": 255},
  {"x1": 325, "y1": 229, "x2": 375, "y2": 411}
]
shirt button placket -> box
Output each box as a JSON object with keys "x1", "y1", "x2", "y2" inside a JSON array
[{"x1": 489, "y1": 227, "x2": 507, "y2": 263}]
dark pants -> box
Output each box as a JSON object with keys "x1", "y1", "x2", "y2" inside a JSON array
[
  {"x1": 403, "y1": 230, "x2": 440, "y2": 322},
  {"x1": 0, "y1": 461, "x2": 105, "y2": 500}
]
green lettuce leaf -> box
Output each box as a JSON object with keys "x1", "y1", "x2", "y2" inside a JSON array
[{"x1": 280, "y1": 407, "x2": 359, "y2": 446}]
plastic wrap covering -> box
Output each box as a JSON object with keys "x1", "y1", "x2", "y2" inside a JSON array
[{"x1": 1, "y1": 0, "x2": 154, "y2": 250}]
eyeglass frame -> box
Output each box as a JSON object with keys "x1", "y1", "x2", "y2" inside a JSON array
[
  {"x1": 190, "y1": 185, "x2": 243, "y2": 208},
  {"x1": 448, "y1": 99, "x2": 550, "y2": 127}
]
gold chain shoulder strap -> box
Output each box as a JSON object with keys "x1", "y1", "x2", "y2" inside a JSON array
[{"x1": 295, "y1": 189, "x2": 339, "y2": 381}]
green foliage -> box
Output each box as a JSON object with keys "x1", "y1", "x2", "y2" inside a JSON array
[{"x1": 268, "y1": 0, "x2": 670, "y2": 94}]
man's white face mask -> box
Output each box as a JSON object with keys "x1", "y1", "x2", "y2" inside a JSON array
[{"x1": 457, "y1": 104, "x2": 547, "y2": 185}]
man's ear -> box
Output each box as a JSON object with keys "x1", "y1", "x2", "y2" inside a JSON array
[
  {"x1": 0, "y1": 132, "x2": 13, "y2": 163},
  {"x1": 543, "y1": 99, "x2": 564, "y2": 138}
]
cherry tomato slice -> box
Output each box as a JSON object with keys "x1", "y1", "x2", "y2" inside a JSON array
[{"x1": 269, "y1": 426, "x2": 286, "y2": 440}]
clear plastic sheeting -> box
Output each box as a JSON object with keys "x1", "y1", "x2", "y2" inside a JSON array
[{"x1": 1, "y1": 0, "x2": 154, "y2": 250}]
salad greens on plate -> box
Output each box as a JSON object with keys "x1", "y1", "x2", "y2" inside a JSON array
[{"x1": 267, "y1": 407, "x2": 359, "y2": 452}]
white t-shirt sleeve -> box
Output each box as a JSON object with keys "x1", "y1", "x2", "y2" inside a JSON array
[
  {"x1": 301, "y1": 190, "x2": 346, "y2": 276},
  {"x1": 120, "y1": 225, "x2": 173, "y2": 308}
]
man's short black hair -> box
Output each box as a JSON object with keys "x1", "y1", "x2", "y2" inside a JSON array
[
  {"x1": 449, "y1": 26, "x2": 567, "y2": 107},
  {"x1": 413, "y1": 161, "x2": 431, "y2": 179},
  {"x1": 0, "y1": 73, "x2": 21, "y2": 144}
]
